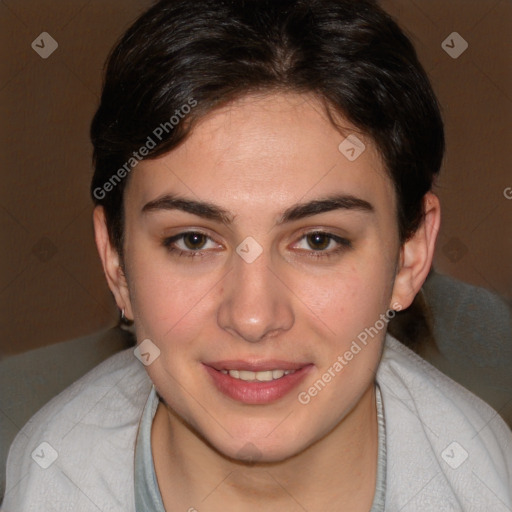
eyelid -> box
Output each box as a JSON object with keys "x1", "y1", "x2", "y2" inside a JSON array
[
  {"x1": 291, "y1": 230, "x2": 352, "y2": 251},
  {"x1": 162, "y1": 228, "x2": 352, "y2": 259},
  {"x1": 162, "y1": 230, "x2": 223, "y2": 256}
]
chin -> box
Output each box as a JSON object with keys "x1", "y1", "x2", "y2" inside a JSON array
[{"x1": 211, "y1": 431, "x2": 312, "y2": 465}]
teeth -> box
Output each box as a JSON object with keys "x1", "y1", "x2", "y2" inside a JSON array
[
  {"x1": 239, "y1": 370, "x2": 256, "y2": 381},
  {"x1": 224, "y1": 368, "x2": 297, "y2": 381},
  {"x1": 272, "y1": 369, "x2": 285, "y2": 379},
  {"x1": 255, "y1": 371, "x2": 273, "y2": 382}
]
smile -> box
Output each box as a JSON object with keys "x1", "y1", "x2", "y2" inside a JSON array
[
  {"x1": 220, "y1": 369, "x2": 297, "y2": 381},
  {"x1": 204, "y1": 361, "x2": 313, "y2": 404}
]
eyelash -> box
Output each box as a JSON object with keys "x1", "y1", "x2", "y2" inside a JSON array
[
  {"x1": 162, "y1": 231, "x2": 352, "y2": 260},
  {"x1": 298, "y1": 233, "x2": 352, "y2": 260},
  {"x1": 162, "y1": 232, "x2": 219, "y2": 259}
]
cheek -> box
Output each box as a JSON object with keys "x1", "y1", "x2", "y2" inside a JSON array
[
  {"x1": 126, "y1": 250, "x2": 219, "y2": 347},
  {"x1": 300, "y1": 261, "x2": 393, "y2": 339}
]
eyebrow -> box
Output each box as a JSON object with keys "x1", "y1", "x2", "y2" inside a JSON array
[{"x1": 141, "y1": 193, "x2": 374, "y2": 225}]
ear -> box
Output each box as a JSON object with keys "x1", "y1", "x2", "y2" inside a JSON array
[
  {"x1": 93, "y1": 206, "x2": 134, "y2": 321},
  {"x1": 390, "y1": 192, "x2": 441, "y2": 311}
]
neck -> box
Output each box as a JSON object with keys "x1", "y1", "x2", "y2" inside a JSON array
[{"x1": 152, "y1": 383, "x2": 379, "y2": 512}]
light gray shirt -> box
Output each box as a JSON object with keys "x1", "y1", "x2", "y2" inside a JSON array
[
  {"x1": 134, "y1": 385, "x2": 387, "y2": 511},
  {"x1": 5, "y1": 335, "x2": 511, "y2": 511}
]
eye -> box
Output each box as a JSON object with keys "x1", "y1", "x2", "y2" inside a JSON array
[
  {"x1": 293, "y1": 231, "x2": 352, "y2": 259},
  {"x1": 162, "y1": 231, "x2": 221, "y2": 258}
]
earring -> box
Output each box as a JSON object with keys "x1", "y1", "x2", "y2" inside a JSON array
[{"x1": 120, "y1": 307, "x2": 134, "y2": 327}]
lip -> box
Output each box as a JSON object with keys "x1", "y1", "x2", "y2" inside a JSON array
[
  {"x1": 203, "y1": 361, "x2": 313, "y2": 405},
  {"x1": 206, "y1": 359, "x2": 310, "y2": 371}
]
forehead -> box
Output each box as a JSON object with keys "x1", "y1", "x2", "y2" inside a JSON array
[{"x1": 126, "y1": 92, "x2": 395, "y2": 219}]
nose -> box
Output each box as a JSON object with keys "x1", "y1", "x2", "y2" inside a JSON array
[{"x1": 217, "y1": 248, "x2": 294, "y2": 343}]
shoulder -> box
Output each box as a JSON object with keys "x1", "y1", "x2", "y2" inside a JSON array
[
  {"x1": 378, "y1": 335, "x2": 512, "y2": 511},
  {"x1": 2, "y1": 348, "x2": 152, "y2": 512},
  {"x1": 422, "y1": 271, "x2": 512, "y2": 365},
  {"x1": 378, "y1": 334, "x2": 511, "y2": 430}
]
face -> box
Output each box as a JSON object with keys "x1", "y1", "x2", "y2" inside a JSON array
[{"x1": 96, "y1": 92, "x2": 432, "y2": 463}]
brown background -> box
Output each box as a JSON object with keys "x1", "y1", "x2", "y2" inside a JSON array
[{"x1": 0, "y1": 0, "x2": 510, "y2": 358}]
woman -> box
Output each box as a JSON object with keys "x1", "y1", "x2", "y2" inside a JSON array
[{"x1": 3, "y1": 0, "x2": 511, "y2": 510}]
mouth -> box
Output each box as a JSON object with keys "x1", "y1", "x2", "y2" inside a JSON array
[
  {"x1": 220, "y1": 368, "x2": 297, "y2": 381},
  {"x1": 203, "y1": 360, "x2": 313, "y2": 404}
]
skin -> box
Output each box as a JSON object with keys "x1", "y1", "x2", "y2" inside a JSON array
[{"x1": 94, "y1": 92, "x2": 440, "y2": 511}]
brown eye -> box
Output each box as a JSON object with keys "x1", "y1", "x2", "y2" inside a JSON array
[
  {"x1": 162, "y1": 231, "x2": 222, "y2": 260},
  {"x1": 183, "y1": 232, "x2": 208, "y2": 250},
  {"x1": 306, "y1": 232, "x2": 331, "y2": 251},
  {"x1": 292, "y1": 231, "x2": 352, "y2": 260}
]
